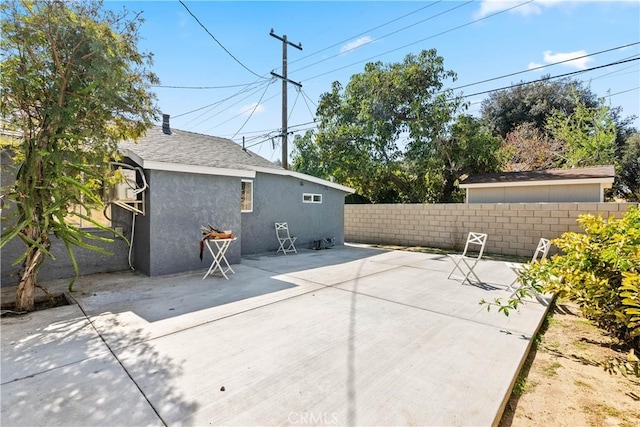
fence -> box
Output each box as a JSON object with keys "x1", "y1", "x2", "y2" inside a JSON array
[{"x1": 344, "y1": 202, "x2": 637, "y2": 257}]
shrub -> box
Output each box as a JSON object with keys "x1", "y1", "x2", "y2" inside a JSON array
[{"x1": 490, "y1": 206, "x2": 640, "y2": 353}]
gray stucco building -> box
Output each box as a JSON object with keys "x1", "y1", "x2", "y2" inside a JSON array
[{"x1": 1, "y1": 125, "x2": 353, "y2": 285}]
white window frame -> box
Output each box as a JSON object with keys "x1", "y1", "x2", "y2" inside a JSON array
[
  {"x1": 302, "y1": 193, "x2": 322, "y2": 204},
  {"x1": 241, "y1": 179, "x2": 253, "y2": 212}
]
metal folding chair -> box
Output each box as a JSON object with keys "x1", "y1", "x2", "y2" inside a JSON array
[
  {"x1": 506, "y1": 238, "x2": 551, "y2": 291},
  {"x1": 275, "y1": 222, "x2": 297, "y2": 254},
  {"x1": 447, "y1": 232, "x2": 488, "y2": 285}
]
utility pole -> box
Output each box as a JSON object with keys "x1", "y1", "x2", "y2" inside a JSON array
[{"x1": 270, "y1": 28, "x2": 302, "y2": 170}]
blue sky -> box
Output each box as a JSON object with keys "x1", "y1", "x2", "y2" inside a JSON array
[{"x1": 108, "y1": 0, "x2": 640, "y2": 162}]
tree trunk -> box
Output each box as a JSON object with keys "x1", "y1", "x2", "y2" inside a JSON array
[
  {"x1": 15, "y1": 247, "x2": 43, "y2": 312},
  {"x1": 441, "y1": 176, "x2": 457, "y2": 203}
]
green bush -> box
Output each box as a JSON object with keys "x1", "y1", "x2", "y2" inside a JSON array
[{"x1": 519, "y1": 206, "x2": 640, "y2": 351}]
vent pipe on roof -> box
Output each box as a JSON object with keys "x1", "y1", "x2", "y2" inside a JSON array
[{"x1": 162, "y1": 114, "x2": 171, "y2": 135}]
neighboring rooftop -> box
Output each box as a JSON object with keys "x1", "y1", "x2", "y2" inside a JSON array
[{"x1": 460, "y1": 165, "x2": 615, "y2": 186}]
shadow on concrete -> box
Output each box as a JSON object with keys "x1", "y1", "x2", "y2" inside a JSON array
[
  {"x1": 71, "y1": 269, "x2": 299, "y2": 324},
  {"x1": 241, "y1": 245, "x2": 388, "y2": 277},
  {"x1": 0, "y1": 304, "x2": 198, "y2": 426}
]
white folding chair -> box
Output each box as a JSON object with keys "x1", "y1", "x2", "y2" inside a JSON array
[
  {"x1": 506, "y1": 238, "x2": 551, "y2": 291},
  {"x1": 275, "y1": 222, "x2": 297, "y2": 254},
  {"x1": 447, "y1": 232, "x2": 488, "y2": 285}
]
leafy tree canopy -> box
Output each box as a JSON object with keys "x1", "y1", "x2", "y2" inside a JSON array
[
  {"x1": 292, "y1": 50, "x2": 504, "y2": 203},
  {"x1": 546, "y1": 96, "x2": 617, "y2": 168},
  {"x1": 615, "y1": 133, "x2": 640, "y2": 202},
  {"x1": 480, "y1": 76, "x2": 599, "y2": 138},
  {"x1": 0, "y1": 0, "x2": 159, "y2": 310}
]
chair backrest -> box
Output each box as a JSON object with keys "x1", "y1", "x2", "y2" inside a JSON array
[
  {"x1": 531, "y1": 238, "x2": 551, "y2": 263},
  {"x1": 461, "y1": 232, "x2": 488, "y2": 259},
  {"x1": 275, "y1": 222, "x2": 292, "y2": 240}
]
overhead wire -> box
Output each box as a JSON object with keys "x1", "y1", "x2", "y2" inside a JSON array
[
  {"x1": 449, "y1": 42, "x2": 640, "y2": 92},
  {"x1": 300, "y1": 90, "x2": 317, "y2": 122},
  {"x1": 172, "y1": 79, "x2": 268, "y2": 119},
  {"x1": 184, "y1": 82, "x2": 274, "y2": 129},
  {"x1": 288, "y1": 88, "x2": 302, "y2": 121},
  {"x1": 290, "y1": 0, "x2": 474, "y2": 75},
  {"x1": 457, "y1": 57, "x2": 640, "y2": 100},
  {"x1": 288, "y1": 1, "x2": 444, "y2": 67},
  {"x1": 152, "y1": 82, "x2": 260, "y2": 89},
  {"x1": 178, "y1": 0, "x2": 266, "y2": 80},
  {"x1": 297, "y1": 0, "x2": 534, "y2": 82},
  {"x1": 231, "y1": 80, "x2": 274, "y2": 139},
  {"x1": 205, "y1": 91, "x2": 281, "y2": 134}
]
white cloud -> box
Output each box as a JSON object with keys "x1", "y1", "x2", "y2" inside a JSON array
[
  {"x1": 475, "y1": 0, "x2": 541, "y2": 19},
  {"x1": 475, "y1": 0, "x2": 638, "y2": 18},
  {"x1": 239, "y1": 102, "x2": 265, "y2": 116},
  {"x1": 542, "y1": 50, "x2": 592, "y2": 69},
  {"x1": 340, "y1": 36, "x2": 373, "y2": 54},
  {"x1": 474, "y1": 0, "x2": 583, "y2": 19}
]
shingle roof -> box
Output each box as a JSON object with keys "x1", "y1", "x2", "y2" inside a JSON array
[
  {"x1": 461, "y1": 165, "x2": 615, "y2": 185},
  {"x1": 119, "y1": 126, "x2": 283, "y2": 172},
  {"x1": 119, "y1": 126, "x2": 354, "y2": 194}
]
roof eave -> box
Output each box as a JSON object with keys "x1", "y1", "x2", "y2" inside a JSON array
[
  {"x1": 459, "y1": 177, "x2": 615, "y2": 189},
  {"x1": 123, "y1": 149, "x2": 255, "y2": 178},
  {"x1": 252, "y1": 166, "x2": 355, "y2": 193}
]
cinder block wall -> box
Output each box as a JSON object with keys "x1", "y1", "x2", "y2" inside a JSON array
[{"x1": 344, "y1": 203, "x2": 638, "y2": 257}]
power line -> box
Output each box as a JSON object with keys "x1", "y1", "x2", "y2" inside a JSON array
[
  {"x1": 172, "y1": 79, "x2": 268, "y2": 119},
  {"x1": 178, "y1": 0, "x2": 266, "y2": 80},
  {"x1": 298, "y1": 0, "x2": 534, "y2": 82},
  {"x1": 179, "y1": 81, "x2": 272, "y2": 129},
  {"x1": 290, "y1": 0, "x2": 473, "y2": 75},
  {"x1": 589, "y1": 58, "x2": 639, "y2": 81},
  {"x1": 220, "y1": 121, "x2": 318, "y2": 138},
  {"x1": 288, "y1": 1, "x2": 444, "y2": 67},
  {"x1": 458, "y1": 57, "x2": 640, "y2": 100},
  {"x1": 153, "y1": 83, "x2": 259, "y2": 89},
  {"x1": 606, "y1": 87, "x2": 640, "y2": 97},
  {"x1": 288, "y1": 88, "x2": 301, "y2": 122},
  {"x1": 205, "y1": 91, "x2": 281, "y2": 133},
  {"x1": 231, "y1": 81, "x2": 274, "y2": 139},
  {"x1": 300, "y1": 90, "x2": 317, "y2": 121},
  {"x1": 449, "y1": 42, "x2": 640, "y2": 92}
]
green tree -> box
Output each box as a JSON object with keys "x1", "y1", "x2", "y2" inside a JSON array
[
  {"x1": 615, "y1": 132, "x2": 640, "y2": 201},
  {"x1": 546, "y1": 96, "x2": 617, "y2": 167},
  {"x1": 480, "y1": 76, "x2": 599, "y2": 139},
  {"x1": 0, "y1": 0, "x2": 159, "y2": 311},
  {"x1": 420, "y1": 115, "x2": 504, "y2": 202},
  {"x1": 292, "y1": 50, "x2": 504, "y2": 203}
]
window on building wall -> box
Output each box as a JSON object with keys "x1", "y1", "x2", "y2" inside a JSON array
[
  {"x1": 67, "y1": 203, "x2": 112, "y2": 229},
  {"x1": 241, "y1": 180, "x2": 253, "y2": 212},
  {"x1": 303, "y1": 193, "x2": 322, "y2": 203}
]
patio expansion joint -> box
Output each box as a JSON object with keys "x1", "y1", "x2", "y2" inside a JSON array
[
  {"x1": 0, "y1": 352, "x2": 110, "y2": 386},
  {"x1": 71, "y1": 296, "x2": 169, "y2": 427}
]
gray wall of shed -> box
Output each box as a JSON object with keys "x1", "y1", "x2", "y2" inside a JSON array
[
  {"x1": 134, "y1": 169, "x2": 241, "y2": 276},
  {"x1": 467, "y1": 183, "x2": 603, "y2": 203},
  {"x1": 240, "y1": 172, "x2": 347, "y2": 255}
]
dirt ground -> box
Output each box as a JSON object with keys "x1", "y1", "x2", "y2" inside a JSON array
[{"x1": 499, "y1": 301, "x2": 640, "y2": 427}]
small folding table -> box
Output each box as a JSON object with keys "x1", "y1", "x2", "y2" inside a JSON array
[{"x1": 202, "y1": 237, "x2": 237, "y2": 280}]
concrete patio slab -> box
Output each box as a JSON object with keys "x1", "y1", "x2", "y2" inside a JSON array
[
  {"x1": 1, "y1": 306, "x2": 163, "y2": 426},
  {"x1": 1, "y1": 245, "x2": 551, "y2": 426}
]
